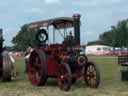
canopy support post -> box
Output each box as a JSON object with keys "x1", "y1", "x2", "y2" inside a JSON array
[{"x1": 53, "y1": 27, "x2": 55, "y2": 43}]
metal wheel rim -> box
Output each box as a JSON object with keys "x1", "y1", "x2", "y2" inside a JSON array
[{"x1": 85, "y1": 64, "x2": 97, "y2": 87}]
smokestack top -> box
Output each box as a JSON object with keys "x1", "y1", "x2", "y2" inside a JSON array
[{"x1": 73, "y1": 14, "x2": 81, "y2": 19}]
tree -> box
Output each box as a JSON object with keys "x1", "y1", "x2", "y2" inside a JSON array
[
  {"x1": 99, "y1": 30, "x2": 113, "y2": 46},
  {"x1": 87, "y1": 40, "x2": 109, "y2": 46},
  {"x1": 99, "y1": 19, "x2": 128, "y2": 47},
  {"x1": 12, "y1": 25, "x2": 37, "y2": 51}
]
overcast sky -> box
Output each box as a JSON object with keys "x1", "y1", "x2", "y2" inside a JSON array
[{"x1": 0, "y1": 0, "x2": 128, "y2": 46}]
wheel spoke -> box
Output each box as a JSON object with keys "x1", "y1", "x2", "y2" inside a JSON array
[{"x1": 90, "y1": 65, "x2": 93, "y2": 72}]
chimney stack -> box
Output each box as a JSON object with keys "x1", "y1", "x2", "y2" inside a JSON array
[{"x1": 73, "y1": 14, "x2": 81, "y2": 45}]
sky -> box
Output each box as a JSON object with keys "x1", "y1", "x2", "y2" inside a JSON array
[{"x1": 0, "y1": 0, "x2": 128, "y2": 46}]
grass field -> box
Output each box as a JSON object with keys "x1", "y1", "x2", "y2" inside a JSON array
[{"x1": 0, "y1": 56, "x2": 128, "y2": 96}]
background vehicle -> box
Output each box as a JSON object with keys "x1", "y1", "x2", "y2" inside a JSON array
[{"x1": 0, "y1": 29, "x2": 14, "y2": 81}]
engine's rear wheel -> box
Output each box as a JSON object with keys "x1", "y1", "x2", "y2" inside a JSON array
[
  {"x1": 84, "y1": 61, "x2": 100, "y2": 88},
  {"x1": 58, "y1": 63, "x2": 72, "y2": 91},
  {"x1": 28, "y1": 49, "x2": 47, "y2": 86}
]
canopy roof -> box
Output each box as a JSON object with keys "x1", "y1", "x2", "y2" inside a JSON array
[{"x1": 27, "y1": 17, "x2": 74, "y2": 29}]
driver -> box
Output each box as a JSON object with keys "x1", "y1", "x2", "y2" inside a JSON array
[{"x1": 62, "y1": 31, "x2": 75, "y2": 47}]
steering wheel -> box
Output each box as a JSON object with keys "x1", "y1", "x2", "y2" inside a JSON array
[{"x1": 36, "y1": 29, "x2": 48, "y2": 43}]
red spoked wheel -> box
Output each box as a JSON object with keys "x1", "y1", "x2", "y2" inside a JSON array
[
  {"x1": 84, "y1": 61, "x2": 100, "y2": 88},
  {"x1": 58, "y1": 63, "x2": 72, "y2": 91},
  {"x1": 28, "y1": 50, "x2": 47, "y2": 86}
]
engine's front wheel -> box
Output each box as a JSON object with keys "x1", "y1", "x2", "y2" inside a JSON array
[{"x1": 84, "y1": 61, "x2": 100, "y2": 88}]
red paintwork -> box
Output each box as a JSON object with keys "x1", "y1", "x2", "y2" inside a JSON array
[
  {"x1": 46, "y1": 55, "x2": 62, "y2": 76},
  {"x1": 40, "y1": 44, "x2": 70, "y2": 77},
  {"x1": 28, "y1": 43, "x2": 98, "y2": 91},
  {"x1": 29, "y1": 43, "x2": 89, "y2": 87},
  {"x1": 39, "y1": 44, "x2": 87, "y2": 78}
]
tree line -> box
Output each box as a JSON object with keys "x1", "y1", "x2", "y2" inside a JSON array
[{"x1": 87, "y1": 19, "x2": 128, "y2": 47}]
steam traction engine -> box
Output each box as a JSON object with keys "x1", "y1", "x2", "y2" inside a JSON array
[{"x1": 27, "y1": 14, "x2": 100, "y2": 91}]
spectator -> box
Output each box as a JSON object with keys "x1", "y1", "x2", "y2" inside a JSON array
[
  {"x1": 24, "y1": 47, "x2": 33, "y2": 73},
  {"x1": 9, "y1": 52, "x2": 16, "y2": 78}
]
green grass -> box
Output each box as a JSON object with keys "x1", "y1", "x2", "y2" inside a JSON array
[{"x1": 0, "y1": 56, "x2": 128, "y2": 96}]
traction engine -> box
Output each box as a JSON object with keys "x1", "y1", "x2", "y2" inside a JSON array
[{"x1": 27, "y1": 14, "x2": 100, "y2": 91}]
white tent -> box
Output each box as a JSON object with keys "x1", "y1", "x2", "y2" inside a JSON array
[{"x1": 85, "y1": 45, "x2": 113, "y2": 55}]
